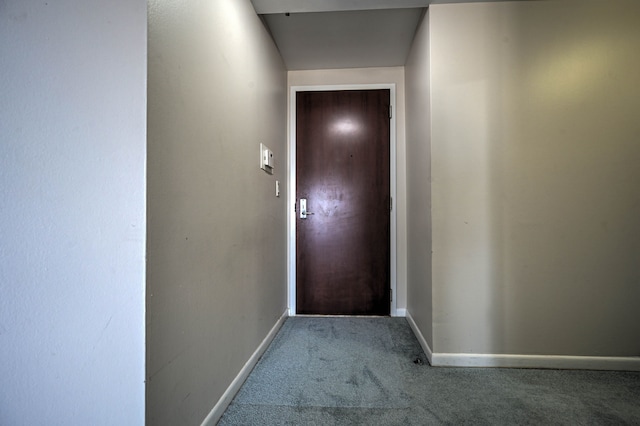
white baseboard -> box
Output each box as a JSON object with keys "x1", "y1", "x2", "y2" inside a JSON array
[
  {"x1": 201, "y1": 310, "x2": 288, "y2": 426},
  {"x1": 432, "y1": 353, "x2": 640, "y2": 371},
  {"x1": 404, "y1": 310, "x2": 639, "y2": 371},
  {"x1": 405, "y1": 310, "x2": 433, "y2": 365},
  {"x1": 393, "y1": 308, "x2": 406, "y2": 317}
]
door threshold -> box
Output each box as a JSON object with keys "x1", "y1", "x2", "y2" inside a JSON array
[{"x1": 293, "y1": 314, "x2": 391, "y2": 318}]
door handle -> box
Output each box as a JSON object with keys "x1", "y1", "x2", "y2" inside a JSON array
[{"x1": 299, "y1": 198, "x2": 314, "y2": 219}]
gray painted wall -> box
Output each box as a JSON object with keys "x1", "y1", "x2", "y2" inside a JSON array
[
  {"x1": 429, "y1": 0, "x2": 640, "y2": 356},
  {"x1": 0, "y1": 0, "x2": 147, "y2": 423},
  {"x1": 146, "y1": 0, "x2": 288, "y2": 423},
  {"x1": 405, "y1": 10, "x2": 434, "y2": 348}
]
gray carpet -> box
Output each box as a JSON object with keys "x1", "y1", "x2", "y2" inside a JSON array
[{"x1": 219, "y1": 317, "x2": 640, "y2": 425}]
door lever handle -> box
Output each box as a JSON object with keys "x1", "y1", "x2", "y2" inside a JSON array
[{"x1": 299, "y1": 198, "x2": 314, "y2": 219}]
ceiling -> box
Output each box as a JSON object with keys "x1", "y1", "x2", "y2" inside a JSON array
[{"x1": 251, "y1": 0, "x2": 526, "y2": 70}]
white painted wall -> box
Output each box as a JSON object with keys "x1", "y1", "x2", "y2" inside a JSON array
[
  {"x1": 0, "y1": 0, "x2": 147, "y2": 424},
  {"x1": 430, "y1": 0, "x2": 640, "y2": 356},
  {"x1": 288, "y1": 68, "x2": 408, "y2": 311},
  {"x1": 147, "y1": 0, "x2": 287, "y2": 424},
  {"x1": 405, "y1": 10, "x2": 433, "y2": 349}
]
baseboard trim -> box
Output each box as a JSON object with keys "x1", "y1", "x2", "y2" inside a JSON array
[
  {"x1": 201, "y1": 310, "x2": 288, "y2": 426},
  {"x1": 431, "y1": 353, "x2": 640, "y2": 371},
  {"x1": 393, "y1": 308, "x2": 406, "y2": 317},
  {"x1": 403, "y1": 310, "x2": 639, "y2": 371},
  {"x1": 405, "y1": 310, "x2": 433, "y2": 365}
]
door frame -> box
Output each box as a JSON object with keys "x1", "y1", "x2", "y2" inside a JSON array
[{"x1": 288, "y1": 84, "x2": 398, "y2": 316}]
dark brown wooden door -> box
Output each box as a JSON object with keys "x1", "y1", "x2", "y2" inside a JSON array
[{"x1": 296, "y1": 89, "x2": 390, "y2": 315}]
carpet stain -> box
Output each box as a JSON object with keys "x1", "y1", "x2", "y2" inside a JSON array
[
  {"x1": 346, "y1": 374, "x2": 359, "y2": 387},
  {"x1": 362, "y1": 365, "x2": 389, "y2": 399}
]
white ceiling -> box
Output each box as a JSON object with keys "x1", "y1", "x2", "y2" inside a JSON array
[{"x1": 251, "y1": 0, "x2": 529, "y2": 70}]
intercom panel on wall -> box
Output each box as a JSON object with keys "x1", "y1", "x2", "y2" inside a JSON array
[{"x1": 260, "y1": 143, "x2": 274, "y2": 173}]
